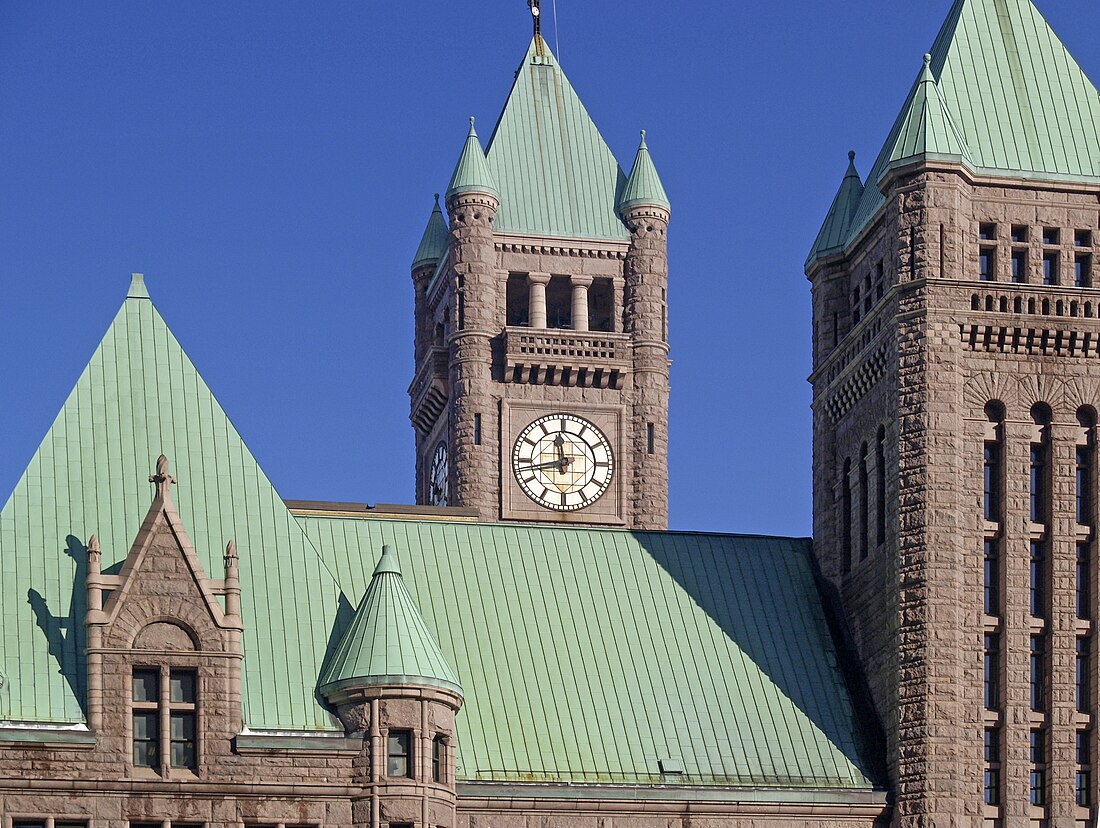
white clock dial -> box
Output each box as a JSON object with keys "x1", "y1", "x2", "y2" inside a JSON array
[
  {"x1": 512, "y1": 414, "x2": 614, "y2": 511},
  {"x1": 429, "y1": 441, "x2": 449, "y2": 506}
]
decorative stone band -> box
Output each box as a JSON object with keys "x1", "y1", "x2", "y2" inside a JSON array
[
  {"x1": 962, "y1": 323, "x2": 1100, "y2": 357},
  {"x1": 821, "y1": 341, "x2": 891, "y2": 423}
]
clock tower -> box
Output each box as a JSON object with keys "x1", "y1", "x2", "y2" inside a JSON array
[{"x1": 408, "y1": 22, "x2": 670, "y2": 529}]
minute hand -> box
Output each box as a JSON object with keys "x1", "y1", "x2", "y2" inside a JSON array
[{"x1": 522, "y1": 459, "x2": 572, "y2": 472}]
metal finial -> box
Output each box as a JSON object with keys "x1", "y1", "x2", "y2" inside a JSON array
[
  {"x1": 924, "y1": 53, "x2": 932, "y2": 66},
  {"x1": 848, "y1": 150, "x2": 856, "y2": 162},
  {"x1": 149, "y1": 454, "x2": 175, "y2": 499},
  {"x1": 528, "y1": 0, "x2": 541, "y2": 37}
]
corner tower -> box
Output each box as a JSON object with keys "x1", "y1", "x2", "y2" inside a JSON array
[
  {"x1": 408, "y1": 16, "x2": 671, "y2": 529},
  {"x1": 809, "y1": 1, "x2": 1100, "y2": 824}
]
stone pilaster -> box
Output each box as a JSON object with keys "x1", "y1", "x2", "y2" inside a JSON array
[
  {"x1": 622, "y1": 203, "x2": 670, "y2": 530},
  {"x1": 446, "y1": 189, "x2": 500, "y2": 521}
]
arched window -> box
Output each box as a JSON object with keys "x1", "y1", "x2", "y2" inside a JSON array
[
  {"x1": 984, "y1": 402, "x2": 1005, "y2": 523},
  {"x1": 859, "y1": 443, "x2": 869, "y2": 561},
  {"x1": 876, "y1": 426, "x2": 887, "y2": 546},
  {"x1": 1030, "y1": 403, "x2": 1052, "y2": 525},
  {"x1": 842, "y1": 458, "x2": 852, "y2": 575}
]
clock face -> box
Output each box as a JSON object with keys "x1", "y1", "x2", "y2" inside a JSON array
[
  {"x1": 429, "y1": 441, "x2": 449, "y2": 506},
  {"x1": 512, "y1": 414, "x2": 614, "y2": 511}
]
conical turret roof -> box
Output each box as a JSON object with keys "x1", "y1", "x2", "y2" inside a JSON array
[
  {"x1": 806, "y1": 152, "x2": 864, "y2": 265},
  {"x1": 411, "y1": 194, "x2": 449, "y2": 271},
  {"x1": 884, "y1": 54, "x2": 971, "y2": 170},
  {"x1": 619, "y1": 131, "x2": 670, "y2": 214},
  {"x1": 446, "y1": 118, "x2": 498, "y2": 200},
  {"x1": 319, "y1": 546, "x2": 462, "y2": 697}
]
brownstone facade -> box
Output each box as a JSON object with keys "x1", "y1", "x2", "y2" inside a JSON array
[{"x1": 811, "y1": 156, "x2": 1100, "y2": 825}]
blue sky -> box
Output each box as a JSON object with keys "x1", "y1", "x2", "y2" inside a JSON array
[{"x1": 2, "y1": 1, "x2": 1099, "y2": 535}]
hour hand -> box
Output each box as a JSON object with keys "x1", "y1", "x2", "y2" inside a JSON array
[{"x1": 522, "y1": 459, "x2": 568, "y2": 472}]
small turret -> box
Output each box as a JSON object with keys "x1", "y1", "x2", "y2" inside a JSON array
[
  {"x1": 320, "y1": 546, "x2": 462, "y2": 828},
  {"x1": 445, "y1": 117, "x2": 498, "y2": 203},
  {"x1": 412, "y1": 194, "x2": 450, "y2": 273},
  {"x1": 619, "y1": 130, "x2": 670, "y2": 215}
]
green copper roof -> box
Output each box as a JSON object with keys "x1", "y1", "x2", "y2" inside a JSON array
[
  {"x1": 619, "y1": 131, "x2": 671, "y2": 213},
  {"x1": 319, "y1": 546, "x2": 462, "y2": 697},
  {"x1": 411, "y1": 195, "x2": 450, "y2": 271},
  {"x1": 485, "y1": 36, "x2": 630, "y2": 241},
  {"x1": 0, "y1": 279, "x2": 346, "y2": 730},
  {"x1": 300, "y1": 515, "x2": 881, "y2": 790},
  {"x1": 446, "y1": 118, "x2": 498, "y2": 200},
  {"x1": 886, "y1": 54, "x2": 972, "y2": 168},
  {"x1": 817, "y1": 0, "x2": 1100, "y2": 263},
  {"x1": 806, "y1": 152, "x2": 865, "y2": 264}
]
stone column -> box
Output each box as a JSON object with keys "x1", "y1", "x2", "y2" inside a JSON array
[
  {"x1": 571, "y1": 275, "x2": 593, "y2": 332},
  {"x1": 622, "y1": 204, "x2": 670, "y2": 530},
  {"x1": 446, "y1": 188, "x2": 500, "y2": 521},
  {"x1": 527, "y1": 272, "x2": 550, "y2": 329}
]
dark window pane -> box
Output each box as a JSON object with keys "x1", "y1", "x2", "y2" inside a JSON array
[
  {"x1": 984, "y1": 539, "x2": 1000, "y2": 616},
  {"x1": 1043, "y1": 227, "x2": 1059, "y2": 245},
  {"x1": 170, "y1": 670, "x2": 196, "y2": 704},
  {"x1": 1031, "y1": 541, "x2": 1047, "y2": 618},
  {"x1": 170, "y1": 712, "x2": 197, "y2": 769},
  {"x1": 1077, "y1": 254, "x2": 1092, "y2": 287},
  {"x1": 1043, "y1": 253, "x2": 1058, "y2": 284},
  {"x1": 984, "y1": 443, "x2": 1000, "y2": 521},
  {"x1": 980, "y1": 223, "x2": 997, "y2": 241},
  {"x1": 1031, "y1": 637, "x2": 1046, "y2": 711},
  {"x1": 1031, "y1": 445, "x2": 1047, "y2": 523},
  {"x1": 979, "y1": 249, "x2": 995, "y2": 280},
  {"x1": 1078, "y1": 229, "x2": 1093, "y2": 247},
  {"x1": 1078, "y1": 543, "x2": 1091, "y2": 620},
  {"x1": 984, "y1": 768, "x2": 1000, "y2": 805},
  {"x1": 432, "y1": 735, "x2": 444, "y2": 783},
  {"x1": 1079, "y1": 445, "x2": 1092, "y2": 525},
  {"x1": 132, "y1": 711, "x2": 159, "y2": 768},
  {"x1": 1078, "y1": 638, "x2": 1091, "y2": 713},
  {"x1": 1012, "y1": 250, "x2": 1027, "y2": 282},
  {"x1": 387, "y1": 730, "x2": 412, "y2": 778},
  {"x1": 1012, "y1": 225, "x2": 1028, "y2": 243},
  {"x1": 132, "y1": 669, "x2": 159, "y2": 702},
  {"x1": 985, "y1": 633, "x2": 1000, "y2": 710}
]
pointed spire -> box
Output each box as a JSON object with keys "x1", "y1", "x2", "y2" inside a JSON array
[
  {"x1": 619, "y1": 130, "x2": 671, "y2": 215},
  {"x1": 445, "y1": 117, "x2": 498, "y2": 201},
  {"x1": 319, "y1": 545, "x2": 462, "y2": 699},
  {"x1": 127, "y1": 273, "x2": 150, "y2": 300},
  {"x1": 806, "y1": 150, "x2": 865, "y2": 265},
  {"x1": 411, "y1": 194, "x2": 450, "y2": 271},
  {"x1": 883, "y1": 53, "x2": 971, "y2": 171}
]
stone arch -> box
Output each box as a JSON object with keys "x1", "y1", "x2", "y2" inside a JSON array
[
  {"x1": 1018, "y1": 375, "x2": 1066, "y2": 417},
  {"x1": 964, "y1": 372, "x2": 1017, "y2": 416},
  {"x1": 133, "y1": 620, "x2": 198, "y2": 652}
]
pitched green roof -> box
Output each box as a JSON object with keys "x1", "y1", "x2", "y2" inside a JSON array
[
  {"x1": 806, "y1": 152, "x2": 865, "y2": 264},
  {"x1": 446, "y1": 118, "x2": 498, "y2": 200},
  {"x1": 619, "y1": 131, "x2": 671, "y2": 213},
  {"x1": 0, "y1": 278, "x2": 346, "y2": 730},
  {"x1": 319, "y1": 546, "x2": 461, "y2": 697},
  {"x1": 411, "y1": 195, "x2": 449, "y2": 271},
  {"x1": 485, "y1": 36, "x2": 630, "y2": 241},
  {"x1": 886, "y1": 54, "x2": 972, "y2": 169},
  {"x1": 300, "y1": 515, "x2": 881, "y2": 790},
  {"x1": 818, "y1": 0, "x2": 1100, "y2": 262}
]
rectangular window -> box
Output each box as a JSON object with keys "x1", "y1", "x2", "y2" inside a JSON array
[
  {"x1": 979, "y1": 248, "x2": 996, "y2": 281},
  {"x1": 474, "y1": 413, "x2": 482, "y2": 446},
  {"x1": 647, "y1": 423, "x2": 655, "y2": 455},
  {"x1": 1031, "y1": 635, "x2": 1046, "y2": 711},
  {"x1": 170, "y1": 711, "x2": 197, "y2": 770},
  {"x1": 876, "y1": 435, "x2": 887, "y2": 546},
  {"x1": 457, "y1": 276, "x2": 465, "y2": 331},
  {"x1": 1080, "y1": 543, "x2": 1092, "y2": 621},
  {"x1": 1031, "y1": 444, "x2": 1047, "y2": 523},
  {"x1": 1042, "y1": 252, "x2": 1058, "y2": 285},
  {"x1": 984, "y1": 539, "x2": 1000, "y2": 616},
  {"x1": 984, "y1": 442, "x2": 1001, "y2": 522},
  {"x1": 1077, "y1": 254, "x2": 1092, "y2": 288},
  {"x1": 1012, "y1": 250, "x2": 1027, "y2": 283},
  {"x1": 1079, "y1": 637, "x2": 1091, "y2": 714},
  {"x1": 842, "y1": 461, "x2": 853, "y2": 575},
  {"x1": 132, "y1": 710, "x2": 159, "y2": 768},
  {"x1": 859, "y1": 455, "x2": 869, "y2": 561},
  {"x1": 1078, "y1": 730, "x2": 1092, "y2": 808},
  {"x1": 1078, "y1": 229, "x2": 1093, "y2": 247},
  {"x1": 984, "y1": 727, "x2": 1001, "y2": 806},
  {"x1": 1031, "y1": 540, "x2": 1047, "y2": 618},
  {"x1": 432, "y1": 735, "x2": 444, "y2": 783},
  {"x1": 1012, "y1": 225, "x2": 1029, "y2": 244},
  {"x1": 985, "y1": 633, "x2": 1000, "y2": 710},
  {"x1": 980, "y1": 222, "x2": 997, "y2": 241},
  {"x1": 1043, "y1": 227, "x2": 1060, "y2": 246},
  {"x1": 387, "y1": 730, "x2": 413, "y2": 778},
  {"x1": 1079, "y1": 445, "x2": 1092, "y2": 525},
  {"x1": 1030, "y1": 728, "x2": 1046, "y2": 806}
]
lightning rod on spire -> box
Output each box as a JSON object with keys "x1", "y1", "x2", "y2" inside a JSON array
[{"x1": 528, "y1": 0, "x2": 541, "y2": 38}]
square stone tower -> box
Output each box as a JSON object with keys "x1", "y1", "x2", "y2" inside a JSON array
[
  {"x1": 408, "y1": 24, "x2": 671, "y2": 530},
  {"x1": 808, "y1": 1, "x2": 1100, "y2": 824}
]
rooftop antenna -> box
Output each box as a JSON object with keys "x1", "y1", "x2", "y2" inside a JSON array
[{"x1": 552, "y1": 0, "x2": 560, "y2": 60}]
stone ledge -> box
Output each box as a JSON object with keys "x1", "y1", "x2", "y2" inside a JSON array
[
  {"x1": 0, "y1": 724, "x2": 96, "y2": 749},
  {"x1": 234, "y1": 732, "x2": 362, "y2": 757}
]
